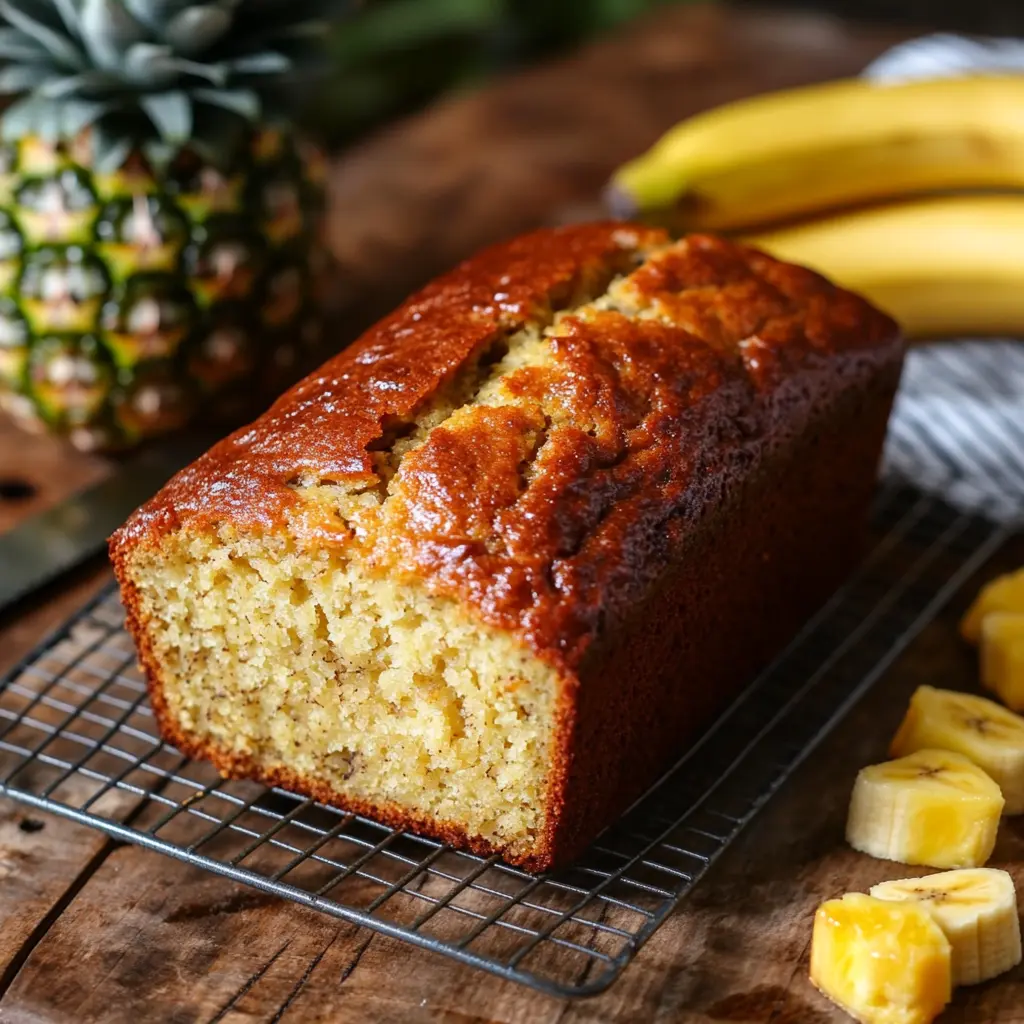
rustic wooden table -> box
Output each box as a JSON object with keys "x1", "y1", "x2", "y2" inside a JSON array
[{"x1": 2, "y1": 5, "x2": 1021, "y2": 1021}]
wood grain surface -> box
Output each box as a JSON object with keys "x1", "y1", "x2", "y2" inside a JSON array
[{"x1": 5, "y1": 4, "x2": 1019, "y2": 1022}]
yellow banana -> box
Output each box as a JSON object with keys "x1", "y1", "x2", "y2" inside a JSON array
[
  {"x1": 871, "y1": 869, "x2": 1022, "y2": 987},
  {"x1": 609, "y1": 75, "x2": 1024, "y2": 231},
  {"x1": 845, "y1": 748, "x2": 1004, "y2": 869},
  {"x1": 810, "y1": 893, "x2": 952, "y2": 1024},
  {"x1": 740, "y1": 196, "x2": 1024, "y2": 339},
  {"x1": 891, "y1": 686, "x2": 1024, "y2": 814},
  {"x1": 981, "y1": 614, "x2": 1024, "y2": 713},
  {"x1": 963, "y1": 568, "x2": 1024, "y2": 644}
]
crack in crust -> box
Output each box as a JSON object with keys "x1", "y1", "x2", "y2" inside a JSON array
[{"x1": 112, "y1": 225, "x2": 900, "y2": 668}]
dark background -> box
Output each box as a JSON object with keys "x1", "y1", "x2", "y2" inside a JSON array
[
  {"x1": 317, "y1": 0, "x2": 1023, "y2": 147},
  {"x1": 757, "y1": 0, "x2": 1024, "y2": 33}
]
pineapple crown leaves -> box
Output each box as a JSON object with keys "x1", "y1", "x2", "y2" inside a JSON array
[{"x1": 0, "y1": 0, "x2": 356, "y2": 170}]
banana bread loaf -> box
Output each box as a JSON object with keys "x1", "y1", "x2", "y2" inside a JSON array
[{"x1": 110, "y1": 223, "x2": 904, "y2": 871}]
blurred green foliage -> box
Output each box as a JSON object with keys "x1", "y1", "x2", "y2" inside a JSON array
[{"x1": 312, "y1": 0, "x2": 677, "y2": 145}]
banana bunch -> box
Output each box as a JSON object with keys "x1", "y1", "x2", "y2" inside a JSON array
[
  {"x1": 608, "y1": 75, "x2": 1024, "y2": 339},
  {"x1": 743, "y1": 198, "x2": 1024, "y2": 340}
]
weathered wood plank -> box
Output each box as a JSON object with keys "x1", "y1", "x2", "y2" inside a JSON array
[
  {"x1": 0, "y1": 417, "x2": 109, "y2": 537},
  {"x1": 0, "y1": 407, "x2": 117, "y2": 988},
  {"x1": 0, "y1": 790, "x2": 113, "y2": 991},
  {"x1": 0, "y1": 562, "x2": 138, "y2": 988}
]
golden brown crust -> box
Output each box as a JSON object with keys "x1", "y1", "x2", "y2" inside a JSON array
[
  {"x1": 109, "y1": 223, "x2": 663, "y2": 554},
  {"x1": 111, "y1": 224, "x2": 901, "y2": 671},
  {"x1": 111, "y1": 223, "x2": 904, "y2": 872},
  {"x1": 547, "y1": 367, "x2": 903, "y2": 867}
]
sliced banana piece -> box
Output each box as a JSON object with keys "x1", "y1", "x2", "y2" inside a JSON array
[
  {"x1": 811, "y1": 892, "x2": 952, "y2": 1024},
  {"x1": 981, "y1": 613, "x2": 1024, "y2": 712},
  {"x1": 962, "y1": 568, "x2": 1024, "y2": 644},
  {"x1": 847, "y1": 748, "x2": 1004, "y2": 869},
  {"x1": 891, "y1": 686, "x2": 1024, "y2": 814},
  {"x1": 871, "y1": 868, "x2": 1022, "y2": 986}
]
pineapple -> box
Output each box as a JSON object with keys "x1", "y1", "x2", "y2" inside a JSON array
[{"x1": 0, "y1": 0, "x2": 346, "y2": 451}]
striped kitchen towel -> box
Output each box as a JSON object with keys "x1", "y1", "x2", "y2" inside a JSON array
[
  {"x1": 865, "y1": 32, "x2": 1024, "y2": 82},
  {"x1": 863, "y1": 36, "x2": 1024, "y2": 525},
  {"x1": 885, "y1": 341, "x2": 1024, "y2": 524}
]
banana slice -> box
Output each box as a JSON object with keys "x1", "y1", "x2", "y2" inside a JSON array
[
  {"x1": 891, "y1": 686, "x2": 1024, "y2": 814},
  {"x1": 962, "y1": 568, "x2": 1024, "y2": 645},
  {"x1": 981, "y1": 613, "x2": 1024, "y2": 712},
  {"x1": 810, "y1": 892, "x2": 952, "y2": 1024},
  {"x1": 871, "y1": 868, "x2": 1022, "y2": 986},
  {"x1": 846, "y1": 748, "x2": 1003, "y2": 868}
]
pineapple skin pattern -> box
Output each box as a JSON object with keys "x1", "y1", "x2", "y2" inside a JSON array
[
  {"x1": 0, "y1": 0, "x2": 349, "y2": 451},
  {"x1": 0, "y1": 130, "x2": 329, "y2": 451}
]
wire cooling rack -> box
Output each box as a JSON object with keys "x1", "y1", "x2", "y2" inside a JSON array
[{"x1": 0, "y1": 481, "x2": 1013, "y2": 998}]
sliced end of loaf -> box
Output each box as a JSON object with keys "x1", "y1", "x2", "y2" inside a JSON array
[{"x1": 119, "y1": 524, "x2": 566, "y2": 866}]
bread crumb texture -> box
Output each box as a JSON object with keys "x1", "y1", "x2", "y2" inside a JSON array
[{"x1": 130, "y1": 529, "x2": 559, "y2": 858}]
